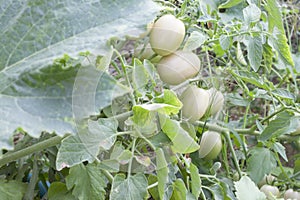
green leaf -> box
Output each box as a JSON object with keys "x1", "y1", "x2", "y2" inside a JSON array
[
  {"x1": 156, "y1": 148, "x2": 169, "y2": 200},
  {"x1": 0, "y1": 65, "x2": 130, "y2": 151},
  {"x1": 247, "y1": 147, "x2": 277, "y2": 183},
  {"x1": 48, "y1": 182, "x2": 76, "y2": 200},
  {"x1": 0, "y1": 0, "x2": 160, "y2": 150},
  {"x1": 132, "y1": 59, "x2": 149, "y2": 96},
  {"x1": 131, "y1": 106, "x2": 159, "y2": 137},
  {"x1": 247, "y1": 35, "x2": 262, "y2": 72},
  {"x1": 110, "y1": 173, "x2": 148, "y2": 200},
  {"x1": 56, "y1": 118, "x2": 118, "y2": 170},
  {"x1": 243, "y1": 4, "x2": 261, "y2": 25},
  {"x1": 154, "y1": 89, "x2": 183, "y2": 115},
  {"x1": 219, "y1": 0, "x2": 243, "y2": 9},
  {"x1": 0, "y1": 180, "x2": 27, "y2": 200},
  {"x1": 0, "y1": 0, "x2": 160, "y2": 70},
  {"x1": 219, "y1": 35, "x2": 232, "y2": 50},
  {"x1": 234, "y1": 70, "x2": 271, "y2": 90},
  {"x1": 259, "y1": 111, "x2": 299, "y2": 141},
  {"x1": 66, "y1": 163, "x2": 107, "y2": 200},
  {"x1": 190, "y1": 163, "x2": 201, "y2": 199},
  {"x1": 272, "y1": 142, "x2": 288, "y2": 162},
  {"x1": 227, "y1": 93, "x2": 251, "y2": 107},
  {"x1": 183, "y1": 31, "x2": 208, "y2": 51},
  {"x1": 263, "y1": 43, "x2": 274, "y2": 71},
  {"x1": 234, "y1": 176, "x2": 266, "y2": 200},
  {"x1": 171, "y1": 179, "x2": 188, "y2": 200},
  {"x1": 131, "y1": 90, "x2": 182, "y2": 137},
  {"x1": 159, "y1": 115, "x2": 200, "y2": 153},
  {"x1": 236, "y1": 42, "x2": 247, "y2": 65},
  {"x1": 264, "y1": 0, "x2": 294, "y2": 66},
  {"x1": 271, "y1": 88, "x2": 295, "y2": 100},
  {"x1": 148, "y1": 174, "x2": 160, "y2": 200}
]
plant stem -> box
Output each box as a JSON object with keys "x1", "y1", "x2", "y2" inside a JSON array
[
  {"x1": 274, "y1": 151, "x2": 292, "y2": 182},
  {"x1": 127, "y1": 138, "x2": 137, "y2": 178},
  {"x1": 0, "y1": 135, "x2": 64, "y2": 168},
  {"x1": 113, "y1": 49, "x2": 136, "y2": 106},
  {"x1": 23, "y1": 154, "x2": 39, "y2": 200},
  {"x1": 224, "y1": 131, "x2": 242, "y2": 178},
  {"x1": 147, "y1": 182, "x2": 158, "y2": 190},
  {"x1": 194, "y1": 121, "x2": 260, "y2": 136},
  {"x1": 101, "y1": 169, "x2": 114, "y2": 183}
]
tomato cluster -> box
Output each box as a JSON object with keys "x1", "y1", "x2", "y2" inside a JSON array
[
  {"x1": 258, "y1": 175, "x2": 300, "y2": 200},
  {"x1": 147, "y1": 14, "x2": 226, "y2": 160}
]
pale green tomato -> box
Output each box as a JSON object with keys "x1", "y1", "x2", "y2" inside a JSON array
[
  {"x1": 284, "y1": 189, "x2": 300, "y2": 200},
  {"x1": 258, "y1": 174, "x2": 276, "y2": 188},
  {"x1": 157, "y1": 51, "x2": 201, "y2": 85},
  {"x1": 150, "y1": 14, "x2": 185, "y2": 56},
  {"x1": 180, "y1": 85, "x2": 209, "y2": 122},
  {"x1": 260, "y1": 185, "x2": 279, "y2": 200},
  {"x1": 207, "y1": 88, "x2": 224, "y2": 116},
  {"x1": 198, "y1": 131, "x2": 222, "y2": 160}
]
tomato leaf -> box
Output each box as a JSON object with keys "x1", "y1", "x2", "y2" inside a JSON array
[
  {"x1": 259, "y1": 111, "x2": 299, "y2": 141},
  {"x1": 132, "y1": 59, "x2": 150, "y2": 96},
  {"x1": 247, "y1": 147, "x2": 277, "y2": 183},
  {"x1": 0, "y1": 180, "x2": 27, "y2": 200},
  {"x1": 56, "y1": 118, "x2": 118, "y2": 170},
  {"x1": 110, "y1": 173, "x2": 148, "y2": 200},
  {"x1": 264, "y1": 0, "x2": 294, "y2": 67},
  {"x1": 66, "y1": 163, "x2": 107, "y2": 200},
  {"x1": 243, "y1": 4, "x2": 261, "y2": 25},
  {"x1": 272, "y1": 142, "x2": 288, "y2": 162},
  {"x1": 183, "y1": 31, "x2": 208, "y2": 51},
  {"x1": 170, "y1": 179, "x2": 188, "y2": 200},
  {"x1": 48, "y1": 182, "x2": 75, "y2": 200},
  {"x1": 234, "y1": 176, "x2": 266, "y2": 200},
  {"x1": 219, "y1": 35, "x2": 232, "y2": 50},
  {"x1": 247, "y1": 35, "x2": 263, "y2": 72},
  {"x1": 159, "y1": 115, "x2": 199, "y2": 153},
  {"x1": 190, "y1": 163, "x2": 201, "y2": 199},
  {"x1": 131, "y1": 90, "x2": 182, "y2": 137},
  {"x1": 156, "y1": 148, "x2": 170, "y2": 200}
]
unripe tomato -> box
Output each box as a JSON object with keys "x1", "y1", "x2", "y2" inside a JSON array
[
  {"x1": 157, "y1": 51, "x2": 201, "y2": 85},
  {"x1": 260, "y1": 185, "x2": 279, "y2": 199},
  {"x1": 150, "y1": 14, "x2": 185, "y2": 56},
  {"x1": 258, "y1": 174, "x2": 276, "y2": 188},
  {"x1": 198, "y1": 131, "x2": 222, "y2": 160},
  {"x1": 207, "y1": 88, "x2": 224, "y2": 116},
  {"x1": 180, "y1": 85, "x2": 209, "y2": 122},
  {"x1": 284, "y1": 189, "x2": 300, "y2": 200}
]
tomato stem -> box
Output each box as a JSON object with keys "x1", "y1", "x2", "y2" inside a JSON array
[
  {"x1": 224, "y1": 131, "x2": 242, "y2": 179},
  {"x1": 0, "y1": 135, "x2": 65, "y2": 168},
  {"x1": 127, "y1": 137, "x2": 137, "y2": 178}
]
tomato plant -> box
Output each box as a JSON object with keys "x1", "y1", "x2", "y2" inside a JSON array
[{"x1": 0, "y1": 0, "x2": 300, "y2": 199}]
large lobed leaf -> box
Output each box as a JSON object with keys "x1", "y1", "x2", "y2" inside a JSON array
[
  {"x1": 0, "y1": 0, "x2": 161, "y2": 150},
  {"x1": 110, "y1": 173, "x2": 148, "y2": 200},
  {"x1": 66, "y1": 163, "x2": 108, "y2": 200},
  {"x1": 56, "y1": 118, "x2": 119, "y2": 170}
]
